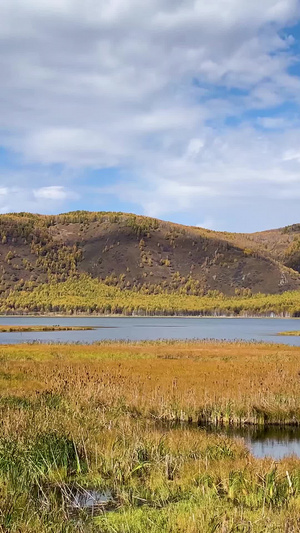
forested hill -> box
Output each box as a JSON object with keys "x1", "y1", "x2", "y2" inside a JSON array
[{"x1": 0, "y1": 211, "x2": 300, "y2": 305}]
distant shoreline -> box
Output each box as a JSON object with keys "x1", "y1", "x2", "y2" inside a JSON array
[{"x1": 0, "y1": 313, "x2": 298, "y2": 319}]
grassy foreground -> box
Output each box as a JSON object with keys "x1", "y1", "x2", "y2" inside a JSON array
[{"x1": 2, "y1": 341, "x2": 300, "y2": 532}]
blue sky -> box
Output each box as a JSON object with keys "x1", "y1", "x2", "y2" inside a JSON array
[{"x1": 1, "y1": 0, "x2": 300, "y2": 232}]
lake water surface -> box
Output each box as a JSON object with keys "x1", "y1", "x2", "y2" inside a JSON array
[{"x1": 0, "y1": 316, "x2": 300, "y2": 345}]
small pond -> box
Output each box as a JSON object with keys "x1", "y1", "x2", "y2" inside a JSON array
[{"x1": 201, "y1": 425, "x2": 300, "y2": 460}]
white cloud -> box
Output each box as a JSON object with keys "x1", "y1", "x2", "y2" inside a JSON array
[
  {"x1": 0, "y1": 0, "x2": 300, "y2": 230},
  {"x1": 97, "y1": 124, "x2": 300, "y2": 227},
  {"x1": 282, "y1": 150, "x2": 300, "y2": 162},
  {"x1": 33, "y1": 185, "x2": 78, "y2": 201},
  {"x1": 196, "y1": 217, "x2": 216, "y2": 230},
  {"x1": 0, "y1": 185, "x2": 78, "y2": 215},
  {"x1": 256, "y1": 116, "x2": 292, "y2": 129}
]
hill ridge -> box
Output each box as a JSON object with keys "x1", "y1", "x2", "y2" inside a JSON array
[{"x1": 1, "y1": 211, "x2": 300, "y2": 300}]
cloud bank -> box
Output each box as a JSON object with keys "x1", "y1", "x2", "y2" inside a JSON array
[{"x1": 0, "y1": 0, "x2": 300, "y2": 230}]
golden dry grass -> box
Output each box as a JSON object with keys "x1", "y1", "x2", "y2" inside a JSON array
[
  {"x1": 2, "y1": 341, "x2": 300, "y2": 531},
  {"x1": 1, "y1": 340, "x2": 300, "y2": 423},
  {"x1": 278, "y1": 331, "x2": 300, "y2": 336},
  {"x1": 0, "y1": 325, "x2": 94, "y2": 332}
]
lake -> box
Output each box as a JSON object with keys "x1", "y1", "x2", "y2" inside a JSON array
[{"x1": 0, "y1": 316, "x2": 300, "y2": 345}]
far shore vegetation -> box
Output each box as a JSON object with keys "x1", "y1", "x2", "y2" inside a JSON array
[
  {"x1": 2, "y1": 274, "x2": 300, "y2": 317},
  {"x1": 2, "y1": 340, "x2": 300, "y2": 531}
]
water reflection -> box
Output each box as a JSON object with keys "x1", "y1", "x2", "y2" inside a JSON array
[
  {"x1": 200, "y1": 424, "x2": 300, "y2": 460},
  {"x1": 67, "y1": 487, "x2": 114, "y2": 515}
]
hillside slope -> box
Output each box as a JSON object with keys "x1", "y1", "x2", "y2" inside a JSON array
[
  {"x1": 0, "y1": 211, "x2": 300, "y2": 300},
  {"x1": 209, "y1": 224, "x2": 300, "y2": 273}
]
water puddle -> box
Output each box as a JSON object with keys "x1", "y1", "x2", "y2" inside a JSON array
[
  {"x1": 66, "y1": 487, "x2": 115, "y2": 516},
  {"x1": 200, "y1": 425, "x2": 300, "y2": 460}
]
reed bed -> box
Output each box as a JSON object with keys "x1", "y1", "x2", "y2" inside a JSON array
[
  {"x1": 1, "y1": 340, "x2": 300, "y2": 425},
  {"x1": 278, "y1": 331, "x2": 300, "y2": 336},
  {"x1": 0, "y1": 325, "x2": 94, "y2": 333},
  {"x1": 1, "y1": 340, "x2": 300, "y2": 531}
]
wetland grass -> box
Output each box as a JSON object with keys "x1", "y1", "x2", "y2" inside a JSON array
[
  {"x1": 2, "y1": 340, "x2": 300, "y2": 531},
  {"x1": 278, "y1": 331, "x2": 300, "y2": 336},
  {"x1": 0, "y1": 325, "x2": 94, "y2": 333}
]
